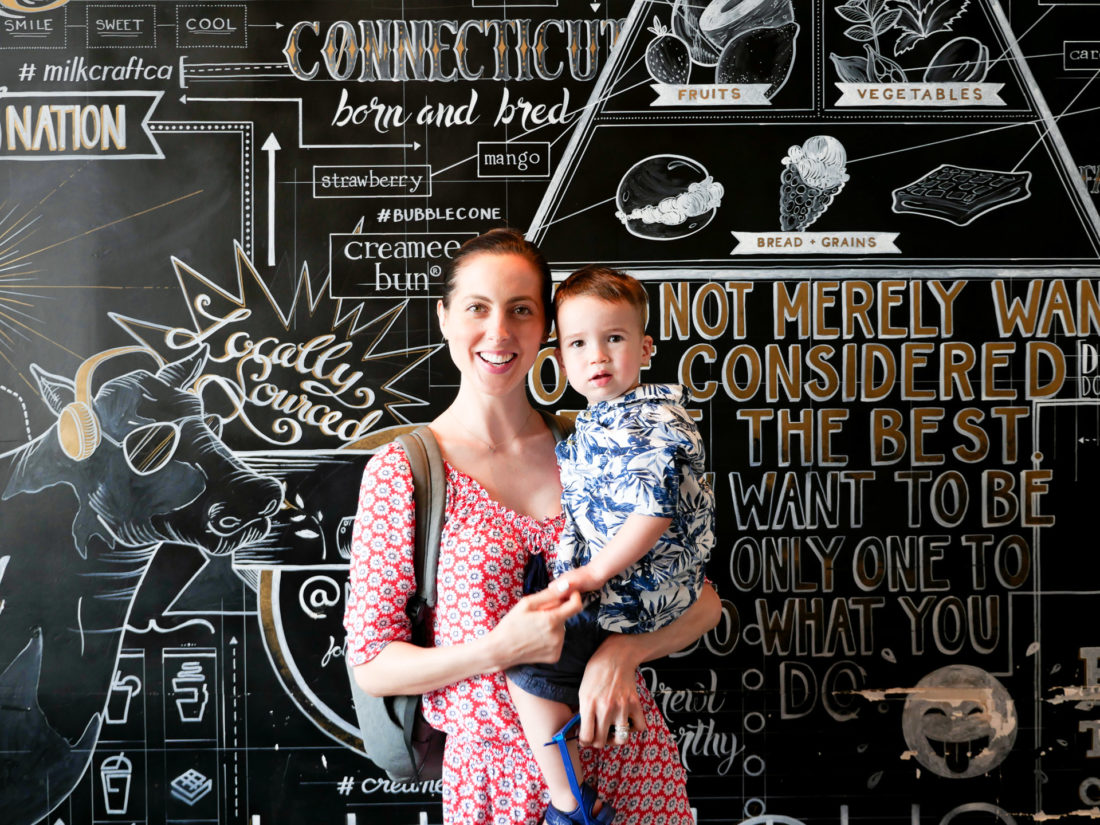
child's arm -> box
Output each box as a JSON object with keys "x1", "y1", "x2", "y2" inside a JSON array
[{"x1": 556, "y1": 513, "x2": 672, "y2": 594}]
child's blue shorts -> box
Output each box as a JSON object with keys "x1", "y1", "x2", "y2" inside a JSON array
[{"x1": 506, "y1": 599, "x2": 609, "y2": 706}]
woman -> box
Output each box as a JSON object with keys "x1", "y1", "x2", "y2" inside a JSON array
[{"x1": 344, "y1": 229, "x2": 721, "y2": 824}]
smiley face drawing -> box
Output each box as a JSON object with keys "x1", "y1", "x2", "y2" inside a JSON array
[{"x1": 902, "y1": 665, "x2": 1017, "y2": 779}]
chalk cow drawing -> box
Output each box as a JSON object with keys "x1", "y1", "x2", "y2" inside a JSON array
[{"x1": 0, "y1": 344, "x2": 283, "y2": 825}]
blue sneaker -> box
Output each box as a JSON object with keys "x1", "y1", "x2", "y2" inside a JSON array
[
  {"x1": 544, "y1": 782, "x2": 615, "y2": 825},
  {"x1": 544, "y1": 714, "x2": 616, "y2": 825}
]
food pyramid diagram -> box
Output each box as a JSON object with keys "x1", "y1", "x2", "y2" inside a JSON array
[{"x1": 529, "y1": 0, "x2": 1100, "y2": 270}]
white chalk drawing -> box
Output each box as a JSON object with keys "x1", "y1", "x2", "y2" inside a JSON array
[
  {"x1": 901, "y1": 664, "x2": 1018, "y2": 779},
  {"x1": 700, "y1": 0, "x2": 794, "y2": 51},
  {"x1": 672, "y1": 0, "x2": 721, "y2": 66},
  {"x1": 615, "y1": 154, "x2": 725, "y2": 240},
  {"x1": 170, "y1": 768, "x2": 213, "y2": 806},
  {"x1": 830, "y1": 0, "x2": 977, "y2": 84},
  {"x1": 104, "y1": 672, "x2": 142, "y2": 726},
  {"x1": 891, "y1": 165, "x2": 1032, "y2": 225},
  {"x1": 336, "y1": 515, "x2": 356, "y2": 560},
  {"x1": 645, "y1": 18, "x2": 691, "y2": 84},
  {"x1": 779, "y1": 136, "x2": 849, "y2": 231},
  {"x1": 890, "y1": 0, "x2": 971, "y2": 55},
  {"x1": 99, "y1": 753, "x2": 133, "y2": 815},
  {"x1": 171, "y1": 661, "x2": 211, "y2": 723},
  {"x1": 924, "y1": 36, "x2": 990, "y2": 82},
  {"x1": 705, "y1": 0, "x2": 796, "y2": 96},
  {"x1": 0, "y1": 346, "x2": 281, "y2": 825},
  {"x1": 715, "y1": 20, "x2": 799, "y2": 97},
  {"x1": 662, "y1": 0, "x2": 798, "y2": 96}
]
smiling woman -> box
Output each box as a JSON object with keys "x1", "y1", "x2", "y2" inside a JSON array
[{"x1": 344, "y1": 228, "x2": 719, "y2": 825}]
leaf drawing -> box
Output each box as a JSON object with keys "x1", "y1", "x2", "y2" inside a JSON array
[
  {"x1": 889, "y1": 0, "x2": 970, "y2": 55},
  {"x1": 835, "y1": 0, "x2": 902, "y2": 70},
  {"x1": 835, "y1": 3, "x2": 869, "y2": 24}
]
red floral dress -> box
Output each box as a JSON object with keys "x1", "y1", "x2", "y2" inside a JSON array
[{"x1": 344, "y1": 442, "x2": 694, "y2": 825}]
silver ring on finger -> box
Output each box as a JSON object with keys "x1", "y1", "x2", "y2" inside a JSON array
[{"x1": 611, "y1": 722, "x2": 632, "y2": 741}]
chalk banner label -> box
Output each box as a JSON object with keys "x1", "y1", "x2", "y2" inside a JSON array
[
  {"x1": 0, "y1": 90, "x2": 163, "y2": 159},
  {"x1": 834, "y1": 83, "x2": 1006, "y2": 107},
  {"x1": 650, "y1": 83, "x2": 771, "y2": 106},
  {"x1": 731, "y1": 232, "x2": 901, "y2": 255}
]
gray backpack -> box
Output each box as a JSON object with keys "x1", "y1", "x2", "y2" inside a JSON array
[{"x1": 346, "y1": 412, "x2": 572, "y2": 782}]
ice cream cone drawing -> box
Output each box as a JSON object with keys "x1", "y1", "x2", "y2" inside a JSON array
[{"x1": 779, "y1": 135, "x2": 849, "y2": 231}]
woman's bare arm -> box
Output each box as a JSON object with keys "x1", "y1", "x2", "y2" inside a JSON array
[
  {"x1": 353, "y1": 586, "x2": 583, "y2": 696},
  {"x1": 576, "y1": 584, "x2": 721, "y2": 748}
]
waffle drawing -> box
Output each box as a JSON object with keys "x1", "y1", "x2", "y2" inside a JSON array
[{"x1": 891, "y1": 164, "x2": 1032, "y2": 226}]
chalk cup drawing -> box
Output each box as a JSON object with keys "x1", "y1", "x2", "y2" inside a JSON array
[
  {"x1": 99, "y1": 753, "x2": 133, "y2": 815},
  {"x1": 891, "y1": 164, "x2": 1032, "y2": 225},
  {"x1": 779, "y1": 135, "x2": 849, "y2": 230},
  {"x1": 172, "y1": 661, "x2": 211, "y2": 723},
  {"x1": 902, "y1": 664, "x2": 1018, "y2": 778},
  {"x1": 105, "y1": 671, "x2": 142, "y2": 725},
  {"x1": 615, "y1": 154, "x2": 725, "y2": 240}
]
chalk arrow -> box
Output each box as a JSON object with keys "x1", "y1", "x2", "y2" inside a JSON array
[
  {"x1": 590, "y1": 3, "x2": 600, "y2": 11},
  {"x1": 248, "y1": 22, "x2": 284, "y2": 29},
  {"x1": 262, "y1": 133, "x2": 281, "y2": 267}
]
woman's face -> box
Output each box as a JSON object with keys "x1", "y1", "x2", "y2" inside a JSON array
[{"x1": 437, "y1": 252, "x2": 547, "y2": 396}]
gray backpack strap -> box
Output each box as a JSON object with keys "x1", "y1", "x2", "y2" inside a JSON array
[{"x1": 396, "y1": 427, "x2": 446, "y2": 619}]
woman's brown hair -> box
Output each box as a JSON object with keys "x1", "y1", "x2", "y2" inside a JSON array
[{"x1": 443, "y1": 228, "x2": 554, "y2": 335}]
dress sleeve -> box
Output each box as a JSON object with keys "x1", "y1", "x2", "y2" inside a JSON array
[{"x1": 343, "y1": 441, "x2": 417, "y2": 667}]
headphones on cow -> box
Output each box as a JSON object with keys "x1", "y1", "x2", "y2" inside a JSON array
[{"x1": 58, "y1": 346, "x2": 166, "y2": 461}]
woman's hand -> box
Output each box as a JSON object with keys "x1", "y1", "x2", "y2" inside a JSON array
[
  {"x1": 576, "y1": 586, "x2": 721, "y2": 747},
  {"x1": 576, "y1": 634, "x2": 647, "y2": 749},
  {"x1": 488, "y1": 585, "x2": 583, "y2": 672}
]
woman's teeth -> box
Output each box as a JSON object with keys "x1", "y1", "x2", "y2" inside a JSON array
[{"x1": 480, "y1": 353, "x2": 514, "y2": 364}]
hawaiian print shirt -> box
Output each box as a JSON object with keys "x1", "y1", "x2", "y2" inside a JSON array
[{"x1": 555, "y1": 383, "x2": 715, "y2": 633}]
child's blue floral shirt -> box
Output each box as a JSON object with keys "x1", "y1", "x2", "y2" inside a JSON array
[{"x1": 555, "y1": 383, "x2": 715, "y2": 633}]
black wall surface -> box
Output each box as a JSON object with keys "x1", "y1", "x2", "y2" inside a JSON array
[{"x1": 1, "y1": 1, "x2": 1100, "y2": 824}]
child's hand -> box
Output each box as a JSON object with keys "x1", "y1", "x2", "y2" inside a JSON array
[{"x1": 554, "y1": 566, "x2": 604, "y2": 595}]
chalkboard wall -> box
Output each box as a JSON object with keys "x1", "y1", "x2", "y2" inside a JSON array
[{"x1": 2, "y1": 1, "x2": 1100, "y2": 824}]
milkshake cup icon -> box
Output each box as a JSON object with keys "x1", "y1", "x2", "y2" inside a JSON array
[
  {"x1": 172, "y1": 661, "x2": 209, "y2": 723},
  {"x1": 105, "y1": 671, "x2": 142, "y2": 725},
  {"x1": 100, "y1": 753, "x2": 132, "y2": 815}
]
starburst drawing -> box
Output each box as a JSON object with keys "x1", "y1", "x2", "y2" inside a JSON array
[
  {"x1": 0, "y1": 199, "x2": 45, "y2": 358},
  {"x1": 111, "y1": 230, "x2": 441, "y2": 448}
]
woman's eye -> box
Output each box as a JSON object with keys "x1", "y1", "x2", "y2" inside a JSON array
[{"x1": 513, "y1": 305, "x2": 533, "y2": 316}]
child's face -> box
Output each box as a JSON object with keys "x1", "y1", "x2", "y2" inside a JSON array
[{"x1": 555, "y1": 294, "x2": 653, "y2": 405}]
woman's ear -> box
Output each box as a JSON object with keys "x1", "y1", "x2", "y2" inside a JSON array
[{"x1": 436, "y1": 299, "x2": 448, "y2": 341}]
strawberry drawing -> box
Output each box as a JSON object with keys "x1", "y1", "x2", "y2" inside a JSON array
[{"x1": 645, "y1": 17, "x2": 691, "y2": 85}]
